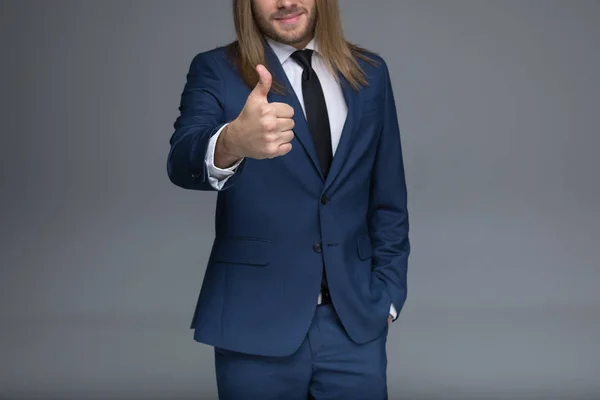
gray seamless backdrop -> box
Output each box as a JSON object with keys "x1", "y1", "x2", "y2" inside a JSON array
[{"x1": 1, "y1": 1, "x2": 599, "y2": 399}]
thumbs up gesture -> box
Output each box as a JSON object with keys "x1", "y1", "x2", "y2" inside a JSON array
[{"x1": 217, "y1": 64, "x2": 295, "y2": 164}]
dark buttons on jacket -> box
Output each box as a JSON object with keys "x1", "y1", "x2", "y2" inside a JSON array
[
  {"x1": 320, "y1": 195, "x2": 328, "y2": 205},
  {"x1": 191, "y1": 172, "x2": 201, "y2": 183},
  {"x1": 313, "y1": 242, "x2": 322, "y2": 253}
]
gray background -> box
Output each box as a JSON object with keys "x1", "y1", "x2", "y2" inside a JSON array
[{"x1": 1, "y1": 0, "x2": 599, "y2": 399}]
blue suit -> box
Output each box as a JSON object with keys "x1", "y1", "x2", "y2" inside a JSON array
[{"x1": 167, "y1": 41, "x2": 410, "y2": 398}]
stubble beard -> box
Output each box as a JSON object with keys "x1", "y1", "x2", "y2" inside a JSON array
[{"x1": 255, "y1": 7, "x2": 317, "y2": 47}]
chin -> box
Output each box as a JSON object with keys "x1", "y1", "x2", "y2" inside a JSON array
[
  {"x1": 282, "y1": 33, "x2": 308, "y2": 44},
  {"x1": 275, "y1": 28, "x2": 310, "y2": 44}
]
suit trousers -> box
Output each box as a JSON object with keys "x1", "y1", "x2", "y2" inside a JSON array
[{"x1": 214, "y1": 303, "x2": 389, "y2": 400}]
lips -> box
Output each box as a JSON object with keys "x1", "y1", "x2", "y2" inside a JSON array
[{"x1": 274, "y1": 12, "x2": 303, "y2": 24}]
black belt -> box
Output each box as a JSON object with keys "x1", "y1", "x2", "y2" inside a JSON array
[
  {"x1": 319, "y1": 257, "x2": 331, "y2": 305},
  {"x1": 319, "y1": 284, "x2": 332, "y2": 305}
]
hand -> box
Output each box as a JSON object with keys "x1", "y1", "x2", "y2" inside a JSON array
[
  {"x1": 388, "y1": 314, "x2": 393, "y2": 325},
  {"x1": 219, "y1": 64, "x2": 295, "y2": 161}
]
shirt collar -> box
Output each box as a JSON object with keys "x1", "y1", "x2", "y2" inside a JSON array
[{"x1": 266, "y1": 37, "x2": 318, "y2": 65}]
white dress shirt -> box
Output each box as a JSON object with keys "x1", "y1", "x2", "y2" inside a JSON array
[{"x1": 204, "y1": 38, "x2": 397, "y2": 320}]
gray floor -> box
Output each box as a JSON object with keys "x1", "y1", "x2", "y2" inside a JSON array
[{"x1": 2, "y1": 307, "x2": 599, "y2": 399}]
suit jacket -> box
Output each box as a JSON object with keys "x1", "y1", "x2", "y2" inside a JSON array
[{"x1": 166, "y1": 41, "x2": 410, "y2": 357}]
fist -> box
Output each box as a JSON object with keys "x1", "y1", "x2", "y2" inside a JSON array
[{"x1": 225, "y1": 65, "x2": 295, "y2": 160}]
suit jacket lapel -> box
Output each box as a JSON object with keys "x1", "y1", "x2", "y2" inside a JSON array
[
  {"x1": 324, "y1": 73, "x2": 361, "y2": 191},
  {"x1": 263, "y1": 43, "x2": 324, "y2": 181}
]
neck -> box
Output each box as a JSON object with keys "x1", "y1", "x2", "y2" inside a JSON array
[
  {"x1": 265, "y1": 34, "x2": 314, "y2": 50},
  {"x1": 291, "y1": 36, "x2": 313, "y2": 50}
]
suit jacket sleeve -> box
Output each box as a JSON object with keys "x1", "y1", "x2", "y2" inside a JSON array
[
  {"x1": 369, "y1": 60, "x2": 411, "y2": 318},
  {"x1": 205, "y1": 123, "x2": 244, "y2": 190},
  {"x1": 167, "y1": 52, "x2": 244, "y2": 191}
]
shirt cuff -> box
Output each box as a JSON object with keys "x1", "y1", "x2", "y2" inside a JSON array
[
  {"x1": 205, "y1": 123, "x2": 243, "y2": 190},
  {"x1": 389, "y1": 303, "x2": 398, "y2": 321}
]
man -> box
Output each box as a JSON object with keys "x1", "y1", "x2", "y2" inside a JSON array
[{"x1": 166, "y1": 0, "x2": 410, "y2": 398}]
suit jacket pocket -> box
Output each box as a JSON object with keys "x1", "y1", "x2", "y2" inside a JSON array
[{"x1": 210, "y1": 237, "x2": 271, "y2": 266}]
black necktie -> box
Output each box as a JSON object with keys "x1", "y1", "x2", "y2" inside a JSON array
[
  {"x1": 291, "y1": 49, "x2": 333, "y2": 178},
  {"x1": 291, "y1": 49, "x2": 332, "y2": 300}
]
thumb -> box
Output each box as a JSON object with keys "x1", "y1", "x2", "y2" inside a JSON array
[{"x1": 252, "y1": 64, "x2": 272, "y2": 99}]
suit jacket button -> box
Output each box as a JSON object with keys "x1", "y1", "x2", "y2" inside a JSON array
[
  {"x1": 191, "y1": 172, "x2": 201, "y2": 183},
  {"x1": 320, "y1": 195, "x2": 328, "y2": 205},
  {"x1": 313, "y1": 242, "x2": 322, "y2": 253}
]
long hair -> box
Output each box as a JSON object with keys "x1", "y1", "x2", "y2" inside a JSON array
[{"x1": 228, "y1": 0, "x2": 378, "y2": 94}]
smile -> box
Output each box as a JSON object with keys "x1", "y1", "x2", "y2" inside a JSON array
[{"x1": 274, "y1": 12, "x2": 303, "y2": 25}]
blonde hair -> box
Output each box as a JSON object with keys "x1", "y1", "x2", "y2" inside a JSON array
[{"x1": 228, "y1": 0, "x2": 378, "y2": 93}]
